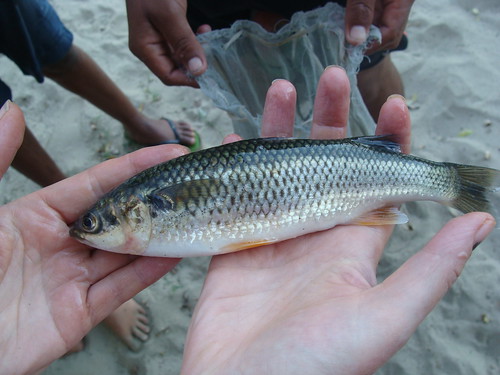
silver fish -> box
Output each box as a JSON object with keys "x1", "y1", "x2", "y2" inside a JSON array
[{"x1": 69, "y1": 136, "x2": 499, "y2": 257}]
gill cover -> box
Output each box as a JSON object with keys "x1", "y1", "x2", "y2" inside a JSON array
[
  {"x1": 70, "y1": 197, "x2": 152, "y2": 254},
  {"x1": 118, "y1": 196, "x2": 152, "y2": 254}
]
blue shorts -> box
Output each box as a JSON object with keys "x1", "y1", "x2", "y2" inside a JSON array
[{"x1": 0, "y1": 0, "x2": 73, "y2": 101}]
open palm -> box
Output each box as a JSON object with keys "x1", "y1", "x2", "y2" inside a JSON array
[
  {"x1": 0, "y1": 103, "x2": 181, "y2": 375},
  {"x1": 181, "y1": 68, "x2": 494, "y2": 374}
]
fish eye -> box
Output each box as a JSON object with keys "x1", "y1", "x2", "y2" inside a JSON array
[{"x1": 81, "y1": 213, "x2": 99, "y2": 233}]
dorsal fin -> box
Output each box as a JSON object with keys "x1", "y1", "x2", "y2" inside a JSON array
[{"x1": 351, "y1": 135, "x2": 402, "y2": 153}]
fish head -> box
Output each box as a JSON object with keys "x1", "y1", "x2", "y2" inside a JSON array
[{"x1": 70, "y1": 195, "x2": 152, "y2": 255}]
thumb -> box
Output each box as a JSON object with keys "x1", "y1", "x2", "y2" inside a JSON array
[
  {"x1": 377, "y1": 212, "x2": 495, "y2": 334},
  {"x1": 344, "y1": 0, "x2": 376, "y2": 45},
  {"x1": 160, "y1": 14, "x2": 207, "y2": 77},
  {"x1": 0, "y1": 101, "x2": 25, "y2": 179}
]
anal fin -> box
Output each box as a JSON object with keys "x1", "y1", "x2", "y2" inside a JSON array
[
  {"x1": 351, "y1": 206, "x2": 408, "y2": 226},
  {"x1": 221, "y1": 239, "x2": 278, "y2": 253}
]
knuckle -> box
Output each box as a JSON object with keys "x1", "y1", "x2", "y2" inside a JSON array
[
  {"x1": 171, "y1": 36, "x2": 194, "y2": 60},
  {"x1": 349, "y1": 1, "x2": 375, "y2": 23}
]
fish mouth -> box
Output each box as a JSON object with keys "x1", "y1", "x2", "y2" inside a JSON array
[
  {"x1": 69, "y1": 225, "x2": 84, "y2": 240},
  {"x1": 69, "y1": 225, "x2": 97, "y2": 248}
]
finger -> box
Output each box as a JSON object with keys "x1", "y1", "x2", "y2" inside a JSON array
[
  {"x1": 310, "y1": 66, "x2": 350, "y2": 140},
  {"x1": 197, "y1": 24, "x2": 212, "y2": 34},
  {"x1": 155, "y1": 9, "x2": 207, "y2": 78},
  {"x1": 88, "y1": 256, "x2": 180, "y2": 325},
  {"x1": 319, "y1": 94, "x2": 410, "y2": 271},
  {"x1": 159, "y1": 62, "x2": 201, "y2": 87},
  {"x1": 126, "y1": 2, "x2": 178, "y2": 85},
  {"x1": 0, "y1": 101, "x2": 25, "y2": 178},
  {"x1": 133, "y1": 41, "x2": 198, "y2": 87},
  {"x1": 125, "y1": 0, "x2": 201, "y2": 87},
  {"x1": 39, "y1": 144, "x2": 188, "y2": 223},
  {"x1": 375, "y1": 213, "x2": 495, "y2": 339},
  {"x1": 376, "y1": 26, "x2": 403, "y2": 51},
  {"x1": 344, "y1": 0, "x2": 376, "y2": 45},
  {"x1": 84, "y1": 250, "x2": 139, "y2": 282},
  {"x1": 261, "y1": 79, "x2": 297, "y2": 138},
  {"x1": 222, "y1": 133, "x2": 243, "y2": 144},
  {"x1": 375, "y1": 95, "x2": 411, "y2": 154},
  {"x1": 355, "y1": 95, "x2": 412, "y2": 265},
  {"x1": 366, "y1": 2, "x2": 412, "y2": 53},
  {"x1": 363, "y1": 25, "x2": 403, "y2": 55}
]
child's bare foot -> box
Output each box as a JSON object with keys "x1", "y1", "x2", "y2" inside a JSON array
[
  {"x1": 104, "y1": 299, "x2": 150, "y2": 351},
  {"x1": 125, "y1": 116, "x2": 196, "y2": 147}
]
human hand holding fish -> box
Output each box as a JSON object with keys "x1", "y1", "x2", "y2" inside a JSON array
[
  {"x1": 178, "y1": 68, "x2": 497, "y2": 374},
  {"x1": 0, "y1": 102, "x2": 182, "y2": 374}
]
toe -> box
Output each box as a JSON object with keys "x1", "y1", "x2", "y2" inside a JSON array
[
  {"x1": 138, "y1": 313, "x2": 149, "y2": 324},
  {"x1": 136, "y1": 320, "x2": 150, "y2": 334},
  {"x1": 133, "y1": 326, "x2": 149, "y2": 341}
]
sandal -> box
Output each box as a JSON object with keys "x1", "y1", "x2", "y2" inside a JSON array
[{"x1": 161, "y1": 117, "x2": 202, "y2": 152}]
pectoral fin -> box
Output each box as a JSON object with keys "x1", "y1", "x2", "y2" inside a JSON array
[
  {"x1": 351, "y1": 206, "x2": 408, "y2": 226},
  {"x1": 148, "y1": 179, "x2": 220, "y2": 210}
]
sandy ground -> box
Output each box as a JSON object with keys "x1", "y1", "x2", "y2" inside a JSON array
[{"x1": 0, "y1": 0, "x2": 499, "y2": 374}]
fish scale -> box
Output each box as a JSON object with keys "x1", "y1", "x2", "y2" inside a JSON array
[{"x1": 70, "y1": 137, "x2": 499, "y2": 257}]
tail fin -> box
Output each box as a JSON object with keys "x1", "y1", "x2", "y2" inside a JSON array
[{"x1": 445, "y1": 163, "x2": 500, "y2": 215}]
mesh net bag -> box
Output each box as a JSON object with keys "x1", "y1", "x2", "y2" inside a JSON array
[{"x1": 195, "y1": 2, "x2": 381, "y2": 138}]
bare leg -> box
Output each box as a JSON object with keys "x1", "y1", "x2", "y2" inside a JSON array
[
  {"x1": 43, "y1": 45, "x2": 195, "y2": 146},
  {"x1": 104, "y1": 299, "x2": 150, "y2": 351},
  {"x1": 357, "y1": 55, "x2": 404, "y2": 120},
  {"x1": 11, "y1": 126, "x2": 65, "y2": 187}
]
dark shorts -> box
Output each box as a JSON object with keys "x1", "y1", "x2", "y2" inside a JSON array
[
  {"x1": 187, "y1": 0, "x2": 347, "y2": 28},
  {"x1": 0, "y1": 78, "x2": 11, "y2": 105},
  {"x1": 186, "y1": 0, "x2": 406, "y2": 71},
  {"x1": 0, "y1": 0, "x2": 73, "y2": 103}
]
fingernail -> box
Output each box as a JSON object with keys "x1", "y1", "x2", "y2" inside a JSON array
[
  {"x1": 324, "y1": 65, "x2": 346, "y2": 72},
  {"x1": 270, "y1": 79, "x2": 295, "y2": 98},
  {"x1": 473, "y1": 217, "x2": 496, "y2": 249},
  {"x1": 188, "y1": 57, "x2": 204, "y2": 75},
  {"x1": 0, "y1": 100, "x2": 10, "y2": 120},
  {"x1": 387, "y1": 94, "x2": 406, "y2": 102},
  {"x1": 349, "y1": 26, "x2": 367, "y2": 45}
]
